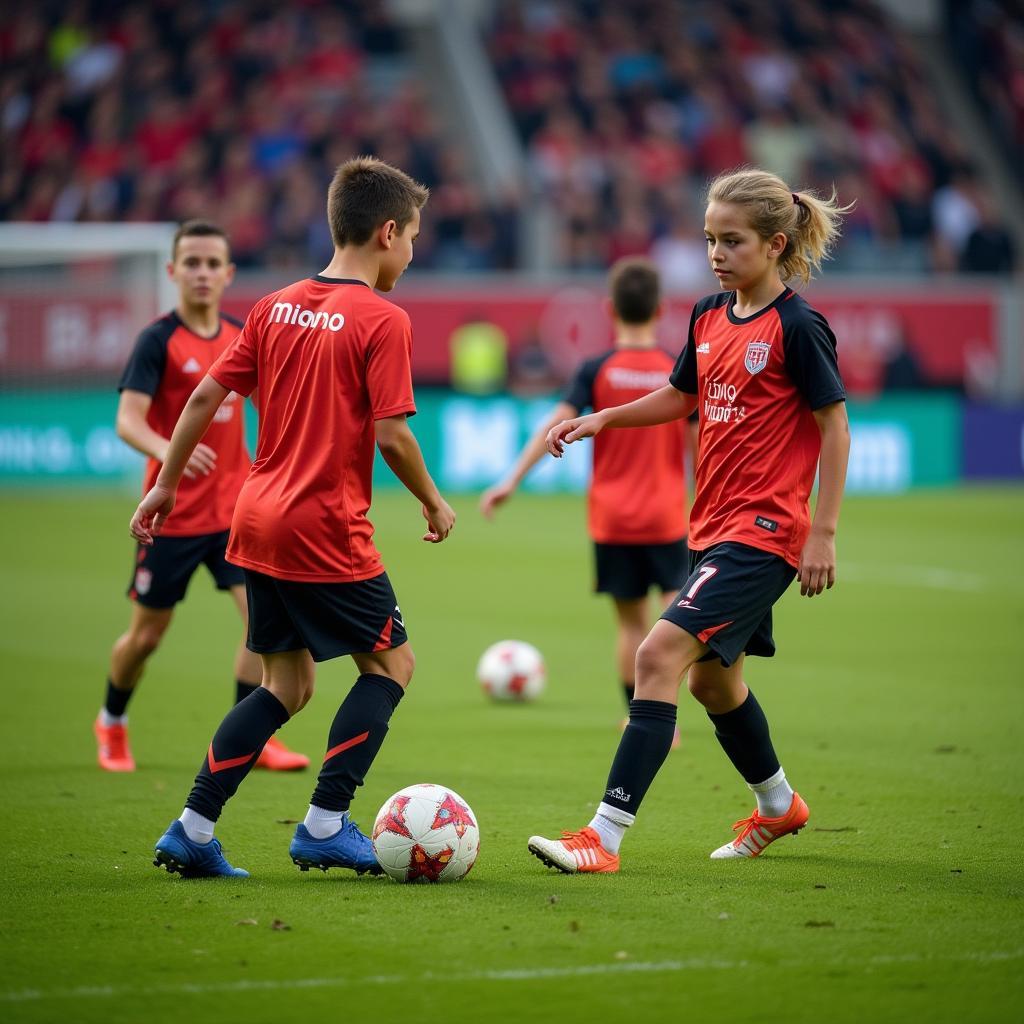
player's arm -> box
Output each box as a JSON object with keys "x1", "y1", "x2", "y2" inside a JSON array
[
  {"x1": 546, "y1": 386, "x2": 696, "y2": 457},
  {"x1": 116, "y1": 389, "x2": 217, "y2": 479},
  {"x1": 798, "y1": 400, "x2": 850, "y2": 598},
  {"x1": 480, "y1": 400, "x2": 577, "y2": 519},
  {"x1": 375, "y1": 414, "x2": 455, "y2": 544},
  {"x1": 129, "y1": 375, "x2": 231, "y2": 544}
]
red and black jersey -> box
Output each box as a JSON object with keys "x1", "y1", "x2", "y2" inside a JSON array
[
  {"x1": 670, "y1": 288, "x2": 845, "y2": 567},
  {"x1": 118, "y1": 311, "x2": 250, "y2": 536},
  {"x1": 209, "y1": 276, "x2": 417, "y2": 583},
  {"x1": 565, "y1": 346, "x2": 688, "y2": 544}
]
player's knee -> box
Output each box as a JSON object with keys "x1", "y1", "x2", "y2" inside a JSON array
[
  {"x1": 131, "y1": 623, "x2": 166, "y2": 657},
  {"x1": 634, "y1": 635, "x2": 677, "y2": 683},
  {"x1": 390, "y1": 644, "x2": 416, "y2": 687},
  {"x1": 686, "y1": 675, "x2": 718, "y2": 707},
  {"x1": 295, "y1": 682, "x2": 315, "y2": 712}
]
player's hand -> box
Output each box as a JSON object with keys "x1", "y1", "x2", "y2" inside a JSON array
[
  {"x1": 130, "y1": 483, "x2": 176, "y2": 546},
  {"x1": 479, "y1": 481, "x2": 514, "y2": 519},
  {"x1": 183, "y1": 442, "x2": 217, "y2": 479},
  {"x1": 422, "y1": 498, "x2": 456, "y2": 543},
  {"x1": 798, "y1": 527, "x2": 836, "y2": 597},
  {"x1": 545, "y1": 413, "x2": 605, "y2": 457}
]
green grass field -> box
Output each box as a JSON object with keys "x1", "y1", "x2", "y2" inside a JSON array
[{"x1": 1, "y1": 487, "x2": 1022, "y2": 1024}]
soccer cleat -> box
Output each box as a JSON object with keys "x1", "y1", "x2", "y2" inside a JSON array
[
  {"x1": 620, "y1": 718, "x2": 682, "y2": 751},
  {"x1": 710, "y1": 793, "x2": 810, "y2": 859},
  {"x1": 153, "y1": 820, "x2": 249, "y2": 878},
  {"x1": 94, "y1": 716, "x2": 135, "y2": 772},
  {"x1": 254, "y1": 736, "x2": 310, "y2": 772},
  {"x1": 527, "y1": 827, "x2": 620, "y2": 874},
  {"x1": 289, "y1": 816, "x2": 383, "y2": 875}
]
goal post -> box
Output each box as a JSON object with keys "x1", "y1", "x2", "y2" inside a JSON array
[{"x1": 0, "y1": 223, "x2": 177, "y2": 486}]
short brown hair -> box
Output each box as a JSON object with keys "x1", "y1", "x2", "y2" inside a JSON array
[
  {"x1": 327, "y1": 156, "x2": 429, "y2": 248},
  {"x1": 172, "y1": 220, "x2": 230, "y2": 260},
  {"x1": 608, "y1": 257, "x2": 660, "y2": 324}
]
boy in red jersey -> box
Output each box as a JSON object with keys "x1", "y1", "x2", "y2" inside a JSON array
[
  {"x1": 96, "y1": 221, "x2": 308, "y2": 774},
  {"x1": 481, "y1": 258, "x2": 694, "y2": 741},
  {"x1": 529, "y1": 169, "x2": 852, "y2": 873},
  {"x1": 132, "y1": 157, "x2": 455, "y2": 878}
]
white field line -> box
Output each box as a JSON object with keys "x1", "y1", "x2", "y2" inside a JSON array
[
  {"x1": 841, "y1": 563, "x2": 989, "y2": 592},
  {"x1": 2, "y1": 948, "x2": 1022, "y2": 1003}
]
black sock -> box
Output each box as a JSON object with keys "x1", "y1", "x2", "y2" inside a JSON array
[
  {"x1": 621, "y1": 681, "x2": 635, "y2": 708},
  {"x1": 309, "y1": 674, "x2": 405, "y2": 813},
  {"x1": 707, "y1": 689, "x2": 780, "y2": 785},
  {"x1": 104, "y1": 678, "x2": 134, "y2": 718},
  {"x1": 235, "y1": 679, "x2": 259, "y2": 705},
  {"x1": 185, "y1": 687, "x2": 290, "y2": 821},
  {"x1": 600, "y1": 699, "x2": 677, "y2": 815}
]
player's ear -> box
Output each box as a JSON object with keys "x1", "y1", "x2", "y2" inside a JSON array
[
  {"x1": 224, "y1": 261, "x2": 236, "y2": 287},
  {"x1": 602, "y1": 297, "x2": 613, "y2": 319},
  {"x1": 379, "y1": 219, "x2": 397, "y2": 249},
  {"x1": 768, "y1": 231, "x2": 787, "y2": 259},
  {"x1": 165, "y1": 259, "x2": 176, "y2": 280}
]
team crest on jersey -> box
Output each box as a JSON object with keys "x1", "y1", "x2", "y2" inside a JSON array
[
  {"x1": 744, "y1": 340, "x2": 771, "y2": 375},
  {"x1": 134, "y1": 567, "x2": 152, "y2": 595}
]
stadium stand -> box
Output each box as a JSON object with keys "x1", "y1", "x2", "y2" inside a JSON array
[
  {"x1": 484, "y1": 0, "x2": 1018, "y2": 276},
  {"x1": 0, "y1": 0, "x2": 1018, "y2": 277},
  {"x1": 0, "y1": 2, "x2": 517, "y2": 271}
]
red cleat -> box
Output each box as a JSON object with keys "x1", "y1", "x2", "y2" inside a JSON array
[
  {"x1": 254, "y1": 736, "x2": 310, "y2": 771},
  {"x1": 94, "y1": 716, "x2": 135, "y2": 772},
  {"x1": 710, "y1": 793, "x2": 810, "y2": 859},
  {"x1": 528, "y1": 827, "x2": 620, "y2": 874}
]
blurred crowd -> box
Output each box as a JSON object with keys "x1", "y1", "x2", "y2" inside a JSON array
[
  {"x1": 0, "y1": 1, "x2": 517, "y2": 271},
  {"x1": 947, "y1": 0, "x2": 1024, "y2": 184},
  {"x1": 1, "y1": 0, "x2": 1018, "y2": 277},
  {"x1": 487, "y1": 0, "x2": 1017, "y2": 279}
]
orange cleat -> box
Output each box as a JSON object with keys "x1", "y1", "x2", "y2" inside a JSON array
[
  {"x1": 710, "y1": 793, "x2": 809, "y2": 859},
  {"x1": 254, "y1": 736, "x2": 310, "y2": 772},
  {"x1": 94, "y1": 716, "x2": 135, "y2": 772},
  {"x1": 528, "y1": 827, "x2": 620, "y2": 874}
]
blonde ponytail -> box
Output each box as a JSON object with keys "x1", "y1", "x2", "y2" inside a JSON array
[{"x1": 706, "y1": 168, "x2": 854, "y2": 285}]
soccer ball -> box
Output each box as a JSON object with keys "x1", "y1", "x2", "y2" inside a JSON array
[
  {"x1": 476, "y1": 639, "x2": 546, "y2": 701},
  {"x1": 372, "y1": 783, "x2": 480, "y2": 883}
]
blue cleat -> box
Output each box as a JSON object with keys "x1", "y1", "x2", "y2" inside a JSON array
[
  {"x1": 290, "y1": 815, "x2": 383, "y2": 875},
  {"x1": 153, "y1": 820, "x2": 249, "y2": 878}
]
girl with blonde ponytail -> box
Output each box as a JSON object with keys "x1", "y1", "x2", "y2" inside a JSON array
[{"x1": 528, "y1": 167, "x2": 853, "y2": 874}]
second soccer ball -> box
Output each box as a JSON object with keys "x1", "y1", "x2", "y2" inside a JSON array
[{"x1": 476, "y1": 639, "x2": 546, "y2": 701}]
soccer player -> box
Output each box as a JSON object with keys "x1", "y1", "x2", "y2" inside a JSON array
[
  {"x1": 480, "y1": 257, "x2": 694, "y2": 743},
  {"x1": 528, "y1": 168, "x2": 851, "y2": 872},
  {"x1": 95, "y1": 220, "x2": 308, "y2": 774},
  {"x1": 132, "y1": 156, "x2": 455, "y2": 878}
]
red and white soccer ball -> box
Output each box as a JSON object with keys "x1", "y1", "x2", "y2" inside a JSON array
[
  {"x1": 372, "y1": 783, "x2": 480, "y2": 883},
  {"x1": 476, "y1": 639, "x2": 546, "y2": 702}
]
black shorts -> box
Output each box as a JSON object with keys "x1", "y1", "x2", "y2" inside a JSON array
[
  {"x1": 244, "y1": 569, "x2": 408, "y2": 663},
  {"x1": 594, "y1": 539, "x2": 689, "y2": 600},
  {"x1": 127, "y1": 531, "x2": 243, "y2": 609},
  {"x1": 660, "y1": 542, "x2": 796, "y2": 667}
]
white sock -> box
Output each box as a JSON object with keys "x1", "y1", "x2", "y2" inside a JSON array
[
  {"x1": 304, "y1": 804, "x2": 344, "y2": 839},
  {"x1": 587, "y1": 802, "x2": 636, "y2": 855},
  {"x1": 749, "y1": 767, "x2": 794, "y2": 818},
  {"x1": 99, "y1": 709, "x2": 126, "y2": 727},
  {"x1": 179, "y1": 808, "x2": 215, "y2": 845}
]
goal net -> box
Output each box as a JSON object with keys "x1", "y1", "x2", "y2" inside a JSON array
[{"x1": 0, "y1": 223, "x2": 176, "y2": 486}]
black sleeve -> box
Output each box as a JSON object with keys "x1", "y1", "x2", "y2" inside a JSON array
[
  {"x1": 563, "y1": 355, "x2": 605, "y2": 413},
  {"x1": 118, "y1": 321, "x2": 171, "y2": 396},
  {"x1": 782, "y1": 307, "x2": 846, "y2": 410},
  {"x1": 668, "y1": 303, "x2": 702, "y2": 395}
]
